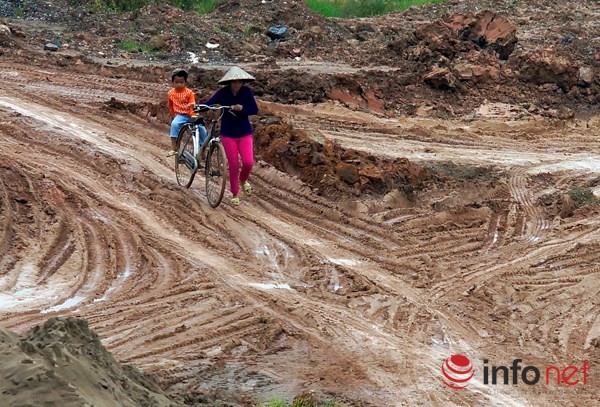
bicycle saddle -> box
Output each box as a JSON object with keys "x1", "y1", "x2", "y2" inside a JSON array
[{"x1": 192, "y1": 116, "x2": 205, "y2": 125}]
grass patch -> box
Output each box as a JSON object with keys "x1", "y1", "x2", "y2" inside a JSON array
[
  {"x1": 120, "y1": 39, "x2": 154, "y2": 52},
  {"x1": 568, "y1": 187, "x2": 597, "y2": 207},
  {"x1": 14, "y1": 0, "x2": 30, "y2": 18},
  {"x1": 258, "y1": 400, "x2": 343, "y2": 407},
  {"x1": 243, "y1": 24, "x2": 263, "y2": 37},
  {"x1": 305, "y1": 0, "x2": 446, "y2": 18},
  {"x1": 186, "y1": 0, "x2": 219, "y2": 15}
]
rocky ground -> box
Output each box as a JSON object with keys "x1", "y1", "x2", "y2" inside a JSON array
[{"x1": 1, "y1": 0, "x2": 599, "y2": 406}]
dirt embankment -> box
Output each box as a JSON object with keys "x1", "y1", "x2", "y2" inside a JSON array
[{"x1": 254, "y1": 117, "x2": 429, "y2": 198}]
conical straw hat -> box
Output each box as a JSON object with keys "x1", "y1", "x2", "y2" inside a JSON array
[{"x1": 217, "y1": 66, "x2": 256, "y2": 85}]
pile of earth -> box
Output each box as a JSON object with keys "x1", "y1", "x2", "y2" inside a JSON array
[
  {"x1": 253, "y1": 116, "x2": 430, "y2": 198},
  {"x1": 0, "y1": 317, "x2": 188, "y2": 407},
  {"x1": 0, "y1": 0, "x2": 353, "y2": 63}
]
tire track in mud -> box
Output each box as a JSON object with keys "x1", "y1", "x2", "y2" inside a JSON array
[
  {"x1": 2, "y1": 63, "x2": 600, "y2": 405},
  {"x1": 284, "y1": 105, "x2": 600, "y2": 381},
  {"x1": 508, "y1": 170, "x2": 550, "y2": 243},
  {"x1": 1, "y1": 109, "x2": 303, "y2": 399},
  {"x1": 0, "y1": 96, "x2": 490, "y2": 403},
  {"x1": 218, "y1": 177, "x2": 515, "y2": 402},
  {"x1": 1, "y1": 91, "x2": 408, "y2": 402},
  {"x1": 0, "y1": 63, "x2": 165, "y2": 103}
]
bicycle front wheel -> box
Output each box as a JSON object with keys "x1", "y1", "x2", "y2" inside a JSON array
[
  {"x1": 175, "y1": 124, "x2": 198, "y2": 188},
  {"x1": 205, "y1": 140, "x2": 228, "y2": 208}
]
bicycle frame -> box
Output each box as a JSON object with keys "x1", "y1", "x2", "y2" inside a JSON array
[
  {"x1": 192, "y1": 104, "x2": 232, "y2": 160},
  {"x1": 174, "y1": 104, "x2": 231, "y2": 206}
]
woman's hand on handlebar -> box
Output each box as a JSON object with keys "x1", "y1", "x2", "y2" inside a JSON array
[{"x1": 232, "y1": 104, "x2": 243, "y2": 112}]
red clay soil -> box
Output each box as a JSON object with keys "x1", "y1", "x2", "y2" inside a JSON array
[{"x1": 1, "y1": 1, "x2": 600, "y2": 406}]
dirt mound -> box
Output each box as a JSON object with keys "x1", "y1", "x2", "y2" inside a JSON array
[
  {"x1": 396, "y1": 11, "x2": 517, "y2": 62},
  {"x1": 254, "y1": 116, "x2": 429, "y2": 198},
  {"x1": 1, "y1": 318, "x2": 181, "y2": 407}
]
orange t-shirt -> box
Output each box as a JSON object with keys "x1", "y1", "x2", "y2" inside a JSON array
[{"x1": 167, "y1": 87, "x2": 195, "y2": 117}]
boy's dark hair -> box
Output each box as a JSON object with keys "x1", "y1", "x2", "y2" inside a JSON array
[{"x1": 171, "y1": 68, "x2": 188, "y2": 82}]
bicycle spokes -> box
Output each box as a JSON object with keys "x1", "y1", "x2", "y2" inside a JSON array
[
  {"x1": 179, "y1": 150, "x2": 197, "y2": 172},
  {"x1": 205, "y1": 141, "x2": 228, "y2": 208},
  {"x1": 175, "y1": 125, "x2": 198, "y2": 188}
]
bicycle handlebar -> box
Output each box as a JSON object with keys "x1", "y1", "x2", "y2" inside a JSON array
[{"x1": 193, "y1": 104, "x2": 233, "y2": 112}]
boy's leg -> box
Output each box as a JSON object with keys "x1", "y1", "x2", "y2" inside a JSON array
[
  {"x1": 168, "y1": 114, "x2": 187, "y2": 154},
  {"x1": 221, "y1": 136, "x2": 241, "y2": 196},
  {"x1": 197, "y1": 125, "x2": 208, "y2": 146},
  {"x1": 238, "y1": 135, "x2": 254, "y2": 185}
]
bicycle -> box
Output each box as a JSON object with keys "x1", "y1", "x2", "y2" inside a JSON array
[{"x1": 174, "y1": 104, "x2": 232, "y2": 208}]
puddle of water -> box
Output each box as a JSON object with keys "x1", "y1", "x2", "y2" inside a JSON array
[
  {"x1": 92, "y1": 266, "x2": 132, "y2": 304},
  {"x1": 329, "y1": 258, "x2": 359, "y2": 266},
  {"x1": 492, "y1": 231, "x2": 499, "y2": 245},
  {"x1": 13, "y1": 288, "x2": 34, "y2": 296},
  {"x1": 248, "y1": 283, "x2": 292, "y2": 290},
  {"x1": 0, "y1": 98, "x2": 127, "y2": 158},
  {"x1": 0, "y1": 293, "x2": 22, "y2": 309},
  {"x1": 0, "y1": 263, "x2": 45, "y2": 310},
  {"x1": 527, "y1": 156, "x2": 600, "y2": 174},
  {"x1": 252, "y1": 240, "x2": 295, "y2": 274},
  {"x1": 254, "y1": 246, "x2": 272, "y2": 256},
  {"x1": 41, "y1": 295, "x2": 85, "y2": 314}
]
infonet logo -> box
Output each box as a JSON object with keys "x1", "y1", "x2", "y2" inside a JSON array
[
  {"x1": 442, "y1": 355, "x2": 475, "y2": 389},
  {"x1": 442, "y1": 355, "x2": 590, "y2": 389}
]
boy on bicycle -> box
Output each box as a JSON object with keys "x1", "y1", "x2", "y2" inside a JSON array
[{"x1": 166, "y1": 68, "x2": 206, "y2": 157}]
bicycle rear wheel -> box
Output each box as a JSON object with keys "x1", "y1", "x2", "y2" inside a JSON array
[
  {"x1": 205, "y1": 140, "x2": 228, "y2": 208},
  {"x1": 175, "y1": 124, "x2": 198, "y2": 188}
]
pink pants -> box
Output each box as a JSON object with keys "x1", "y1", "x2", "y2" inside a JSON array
[{"x1": 221, "y1": 135, "x2": 254, "y2": 196}]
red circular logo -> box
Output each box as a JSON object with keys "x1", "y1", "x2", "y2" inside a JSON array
[{"x1": 442, "y1": 354, "x2": 474, "y2": 389}]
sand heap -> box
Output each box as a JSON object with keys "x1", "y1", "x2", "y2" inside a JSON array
[{"x1": 0, "y1": 318, "x2": 181, "y2": 407}]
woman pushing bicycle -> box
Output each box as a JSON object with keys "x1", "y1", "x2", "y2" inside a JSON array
[{"x1": 202, "y1": 66, "x2": 259, "y2": 207}]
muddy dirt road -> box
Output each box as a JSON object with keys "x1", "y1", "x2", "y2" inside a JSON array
[{"x1": 1, "y1": 59, "x2": 599, "y2": 406}]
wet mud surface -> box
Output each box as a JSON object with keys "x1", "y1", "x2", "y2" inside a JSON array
[
  {"x1": 1, "y1": 57, "x2": 599, "y2": 406},
  {"x1": 1, "y1": 0, "x2": 600, "y2": 406}
]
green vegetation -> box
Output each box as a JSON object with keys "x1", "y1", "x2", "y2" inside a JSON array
[
  {"x1": 568, "y1": 187, "x2": 598, "y2": 207},
  {"x1": 15, "y1": 0, "x2": 30, "y2": 18},
  {"x1": 305, "y1": 0, "x2": 445, "y2": 18},
  {"x1": 243, "y1": 24, "x2": 262, "y2": 37},
  {"x1": 120, "y1": 39, "x2": 154, "y2": 52},
  {"x1": 258, "y1": 400, "x2": 343, "y2": 407},
  {"x1": 92, "y1": 0, "x2": 218, "y2": 14},
  {"x1": 186, "y1": 0, "x2": 219, "y2": 15}
]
